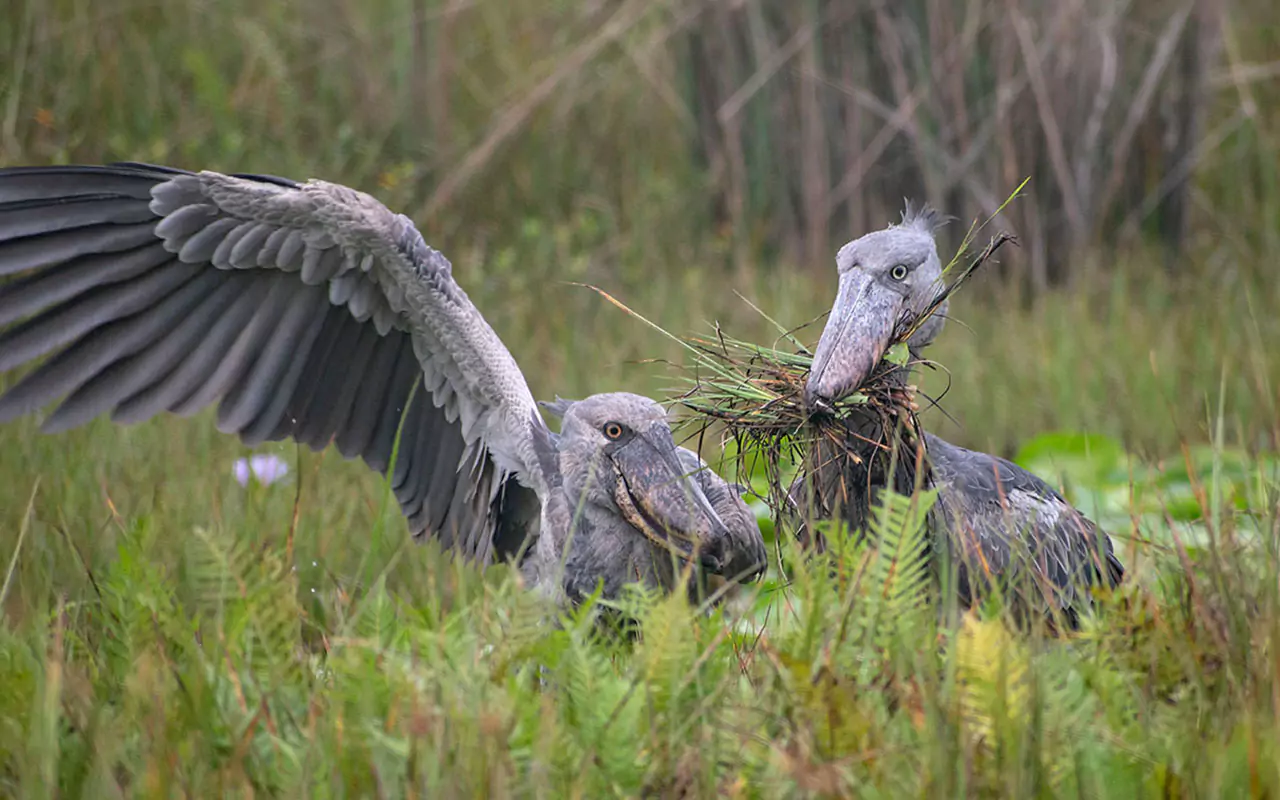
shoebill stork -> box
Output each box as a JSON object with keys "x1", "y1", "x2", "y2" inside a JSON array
[
  {"x1": 0, "y1": 163, "x2": 766, "y2": 603},
  {"x1": 798, "y1": 203, "x2": 1123, "y2": 625}
]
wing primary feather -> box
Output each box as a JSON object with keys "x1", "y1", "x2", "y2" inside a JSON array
[
  {"x1": 241, "y1": 303, "x2": 350, "y2": 445},
  {"x1": 216, "y1": 284, "x2": 330, "y2": 434},
  {"x1": 0, "y1": 266, "x2": 224, "y2": 424},
  {"x1": 300, "y1": 321, "x2": 381, "y2": 449},
  {"x1": 362, "y1": 341, "x2": 419, "y2": 474},
  {"x1": 0, "y1": 260, "x2": 201, "y2": 372},
  {"x1": 333, "y1": 332, "x2": 402, "y2": 458},
  {"x1": 292, "y1": 325, "x2": 364, "y2": 449},
  {"x1": 390, "y1": 386, "x2": 429, "y2": 491},
  {"x1": 417, "y1": 416, "x2": 468, "y2": 540},
  {"x1": 0, "y1": 197, "x2": 155, "y2": 240},
  {"x1": 109, "y1": 275, "x2": 269, "y2": 425},
  {"x1": 440, "y1": 445, "x2": 487, "y2": 557},
  {"x1": 40, "y1": 271, "x2": 244, "y2": 432},
  {"x1": 169, "y1": 276, "x2": 296, "y2": 417},
  {"x1": 0, "y1": 222, "x2": 160, "y2": 276},
  {"x1": 0, "y1": 169, "x2": 161, "y2": 202},
  {"x1": 399, "y1": 403, "x2": 449, "y2": 521},
  {"x1": 267, "y1": 306, "x2": 357, "y2": 444},
  {"x1": 0, "y1": 243, "x2": 171, "y2": 326}
]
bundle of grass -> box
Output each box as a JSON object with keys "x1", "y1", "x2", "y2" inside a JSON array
[{"x1": 586, "y1": 225, "x2": 1016, "y2": 557}]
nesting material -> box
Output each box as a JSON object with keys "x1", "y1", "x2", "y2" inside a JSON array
[
  {"x1": 585, "y1": 230, "x2": 1014, "y2": 534},
  {"x1": 669, "y1": 231, "x2": 1014, "y2": 528}
]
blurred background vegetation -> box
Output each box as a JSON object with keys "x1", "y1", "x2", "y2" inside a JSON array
[{"x1": 3, "y1": 0, "x2": 1277, "y2": 458}]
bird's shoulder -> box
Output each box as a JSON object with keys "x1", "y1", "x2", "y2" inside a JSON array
[{"x1": 925, "y1": 433, "x2": 1068, "y2": 505}]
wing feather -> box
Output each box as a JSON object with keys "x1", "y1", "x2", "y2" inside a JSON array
[
  {"x1": 41, "y1": 271, "x2": 242, "y2": 432},
  {"x1": 0, "y1": 268, "x2": 224, "y2": 422},
  {"x1": 0, "y1": 243, "x2": 172, "y2": 326},
  {"x1": 924, "y1": 433, "x2": 1122, "y2": 621},
  {"x1": 332, "y1": 332, "x2": 401, "y2": 458},
  {"x1": 0, "y1": 163, "x2": 549, "y2": 563}
]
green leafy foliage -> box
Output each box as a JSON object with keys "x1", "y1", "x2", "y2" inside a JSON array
[{"x1": 0, "y1": 411, "x2": 1277, "y2": 795}]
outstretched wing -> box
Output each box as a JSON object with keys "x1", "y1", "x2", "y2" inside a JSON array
[
  {"x1": 0, "y1": 162, "x2": 552, "y2": 564},
  {"x1": 924, "y1": 433, "x2": 1124, "y2": 620}
]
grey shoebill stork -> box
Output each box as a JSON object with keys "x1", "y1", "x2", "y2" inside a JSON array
[
  {"x1": 799, "y1": 203, "x2": 1123, "y2": 625},
  {"x1": 0, "y1": 163, "x2": 766, "y2": 603}
]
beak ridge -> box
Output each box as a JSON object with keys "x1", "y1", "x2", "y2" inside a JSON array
[
  {"x1": 805, "y1": 271, "x2": 901, "y2": 408},
  {"x1": 610, "y1": 426, "x2": 734, "y2": 573}
]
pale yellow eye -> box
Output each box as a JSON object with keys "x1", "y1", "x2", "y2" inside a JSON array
[
  {"x1": 890, "y1": 264, "x2": 909, "y2": 281},
  {"x1": 603, "y1": 422, "x2": 624, "y2": 440}
]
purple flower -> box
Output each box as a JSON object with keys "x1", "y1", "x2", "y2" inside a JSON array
[{"x1": 233, "y1": 454, "x2": 290, "y2": 487}]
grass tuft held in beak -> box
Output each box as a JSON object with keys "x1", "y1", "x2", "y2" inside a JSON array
[{"x1": 579, "y1": 226, "x2": 1016, "y2": 531}]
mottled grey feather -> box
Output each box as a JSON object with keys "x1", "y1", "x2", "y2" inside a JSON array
[
  {"x1": 177, "y1": 217, "x2": 240, "y2": 264},
  {"x1": 301, "y1": 245, "x2": 345, "y2": 284},
  {"x1": 155, "y1": 204, "x2": 219, "y2": 243},
  {"x1": 275, "y1": 229, "x2": 306, "y2": 271},
  {"x1": 210, "y1": 222, "x2": 257, "y2": 269},
  {"x1": 256, "y1": 227, "x2": 291, "y2": 268},
  {"x1": 229, "y1": 223, "x2": 273, "y2": 269}
]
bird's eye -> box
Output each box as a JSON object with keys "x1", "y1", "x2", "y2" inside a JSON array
[
  {"x1": 603, "y1": 421, "x2": 625, "y2": 440},
  {"x1": 890, "y1": 264, "x2": 909, "y2": 281}
]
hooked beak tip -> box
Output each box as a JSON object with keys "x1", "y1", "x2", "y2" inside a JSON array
[{"x1": 804, "y1": 384, "x2": 836, "y2": 416}]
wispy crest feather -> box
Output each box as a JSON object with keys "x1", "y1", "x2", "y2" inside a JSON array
[
  {"x1": 899, "y1": 199, "x2": 948, "y2": 235},
  {"x1": 538, "y1": 396, "x2": 578, "y2": 420}
]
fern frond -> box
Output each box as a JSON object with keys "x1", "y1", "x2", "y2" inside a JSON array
[
  {"x1": 183, "y1": 527, "x2": 305, "y2": 684},
  {"x1": 864, "y1": 487, "x2": 939, "y2": 636}
]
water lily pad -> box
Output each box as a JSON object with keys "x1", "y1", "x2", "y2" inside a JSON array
[{"x1": 1014, "y1": 431, "x2": 1127, "y2": 490}]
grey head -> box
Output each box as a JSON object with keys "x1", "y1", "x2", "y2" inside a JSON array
[
  {"x1": 541, "y1": 392, "x2": 765, "y2": 592},
  {"x1": 806, "y1": 201, "x2": 949, "y2": 406}
]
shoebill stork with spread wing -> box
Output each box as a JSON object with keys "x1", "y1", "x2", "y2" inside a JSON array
[
  {"x1": 0, "y1": 163, "x2": 765, "y2": 603},
  {"x1": 797, "y1": 204, "x2": 1123, "y2": 625}
]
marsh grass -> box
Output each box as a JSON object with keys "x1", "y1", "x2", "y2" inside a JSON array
[
  {"x1": 0, "y1": 396, "x2": 1277, "y2": 795},
  {"x1": 0, "y1": 246, "x2": 1277, "y2": 794}
]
